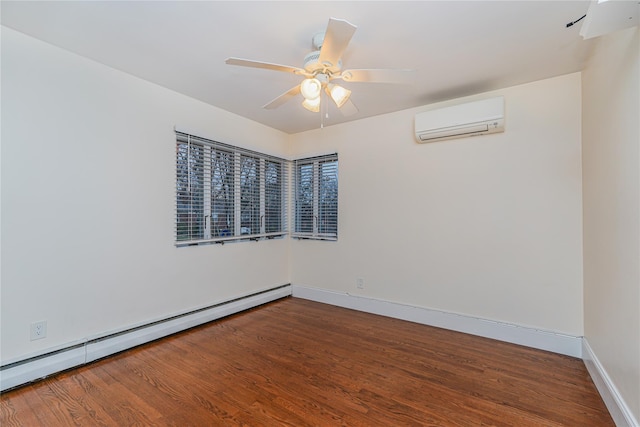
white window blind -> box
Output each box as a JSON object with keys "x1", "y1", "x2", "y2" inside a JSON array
[
  {"x1": 175, "y1": 132, "x2": 288, "y2": 246},
  {"x1": 293, "y1": 154, "x2": 338, "y2": 241}
]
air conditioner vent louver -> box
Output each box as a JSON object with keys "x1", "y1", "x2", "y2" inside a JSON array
[{"x1": 415, "y1": 96, "x2": 504, "y2": 143}]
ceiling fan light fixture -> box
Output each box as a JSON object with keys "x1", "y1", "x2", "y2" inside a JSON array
[
  {"x1": 302, "y1": 96, "x2": 321, "y2": 112},
  {"x1": 327, "y1": 83, "x2": 351, "y2": 108},
  {"x1": 300, "y1": 78, "x2": 322, "y2": 100}
]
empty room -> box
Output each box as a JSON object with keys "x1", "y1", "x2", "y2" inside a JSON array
[{"x1": 1, "y1": 1, "x2": 638, "y2": 425}]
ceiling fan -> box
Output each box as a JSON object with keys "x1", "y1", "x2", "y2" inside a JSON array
[{"x1": 225, "y1": 18, "x2": 413, "y2": 116}]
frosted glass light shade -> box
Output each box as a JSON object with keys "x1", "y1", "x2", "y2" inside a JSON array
[
  {"x1": 302, "y1": 96, "x2": 320, "y2": 112},
  {"x1": 328, "y1": 84, "x2": 351, "y2": 108},
  {"x1": 300, "y1": 78, "x2": 322, "y2": 100}
]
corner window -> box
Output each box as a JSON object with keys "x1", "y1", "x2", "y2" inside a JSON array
[
  {"x1": 293, "y1": 154, "x2": 338, "y2": 240},
  {"x1": 175, "y1": 132, "x2": 288, "y2": 246}
]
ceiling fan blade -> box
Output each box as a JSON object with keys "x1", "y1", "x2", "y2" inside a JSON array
[
  {"x1": 340, "y1": 69, "x2": 415, "y2": 84},
  {"x1": 262, "y1": 85, "x2": 301, "y2": 109},
  {"x1": 339, "y1": 98, "x2": 358, "y2": 116},
  {"x1": 225, "y1": 57, "x2": 307, "y2": 75},
  {"x1": 318, "y1": 18, "x2": 357, "y2": 68}
]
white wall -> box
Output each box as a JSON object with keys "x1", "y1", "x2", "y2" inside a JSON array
[
  {"x1": 582, "y1": 26, "x2": 640, "y2": 423},
  {"x1": 290, "y1": 73, "x2": 584, "y2": 336},
  {"x1": 0, "y1": 27, "x2": 291, "y2": 362}
]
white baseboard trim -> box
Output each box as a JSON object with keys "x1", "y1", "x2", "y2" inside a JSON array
[
  {"x1": 0, "y1": 346, "x2": 87, "y2": 393},
  {"x1": 292, "y1": 285, "x2": 583, "y2": 358},
  {"x1": 582, "y1": 339, "x2": 639, "y2": 427},
  {"x1": 1, "y1": 285, "x2": 292, "y2": 392}
]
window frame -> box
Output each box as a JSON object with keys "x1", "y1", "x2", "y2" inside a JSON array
[
  {"x1": 292, "y1": 153, "x2": 338, "y2": 241},
  {"x1": 175, "y1": 132, "x2": 288, "y2": 246}
]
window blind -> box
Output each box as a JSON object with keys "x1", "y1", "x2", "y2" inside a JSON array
[
  {"x1": 175, "y1": 132, "x2": 288, "y2": 246},
  {"x1": 293, "y1": 154, "x2": 338, "y2": 241}
]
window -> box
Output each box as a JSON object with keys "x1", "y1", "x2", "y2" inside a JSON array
[
  {"x1": 293, "y1": 154, "x2": 338, "y2": 240},
  {"x1": 175, "y1": 132, "x2": 288, "y2": 245}
]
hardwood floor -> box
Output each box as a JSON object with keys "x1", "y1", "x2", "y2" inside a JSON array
[{"x1": 1, "y1": 297, "x2": 613, "y2": 426}]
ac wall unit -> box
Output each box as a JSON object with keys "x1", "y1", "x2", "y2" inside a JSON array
[{"x1": 415, "y1": 96, "x2": 504, "y2": 143}]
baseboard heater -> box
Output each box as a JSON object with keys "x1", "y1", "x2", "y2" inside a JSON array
[{"x1": 0, "y1": 284, "x2": 292, "y2": 392}]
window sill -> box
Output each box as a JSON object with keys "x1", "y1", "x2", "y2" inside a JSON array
[{"x1": 175, "y1": 232, "x2": 287, "y2": 247}]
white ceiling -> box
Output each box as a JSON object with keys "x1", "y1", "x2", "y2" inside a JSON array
[{"x1": 2, "y1": 1, "x2": 596, "y2": 134}]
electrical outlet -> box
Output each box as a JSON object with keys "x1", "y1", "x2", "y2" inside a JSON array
[
  {"x1": 30, "y1": 321, "x2": 47, "y2": 341},
  {"x1": 356, "y1": 278, "x2": 365, "y2": 289}
]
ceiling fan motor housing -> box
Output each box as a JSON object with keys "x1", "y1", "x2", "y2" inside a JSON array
[{"x1": 304, "y1": 50, "x2": 342, "y2": 74}]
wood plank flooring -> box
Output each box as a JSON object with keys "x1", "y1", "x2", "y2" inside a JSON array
[{"x1": 1, "y1": 297, "x2": 614, "y2": 426}]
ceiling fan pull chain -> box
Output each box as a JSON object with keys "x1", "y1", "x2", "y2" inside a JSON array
[{"x1": 320, "y1": 92, "x2": 325, "y2": 129}]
